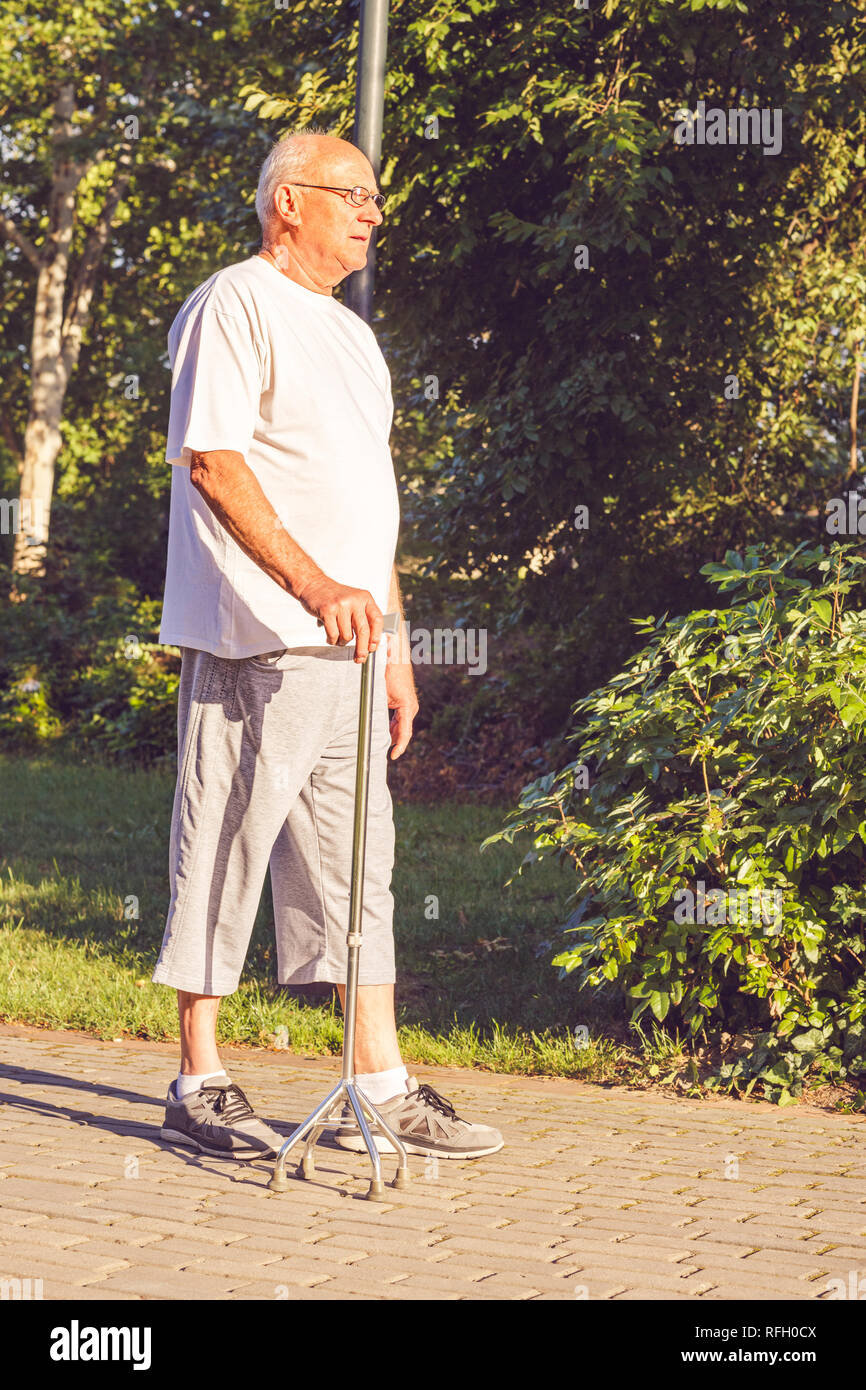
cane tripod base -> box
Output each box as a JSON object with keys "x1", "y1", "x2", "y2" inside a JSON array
[
  {"x1": 268, "y1": 620, "x2": 408, "y2": 1202},
  {"x1": 268, "y1": 1078, "x2": 411, "y2": 1199}
]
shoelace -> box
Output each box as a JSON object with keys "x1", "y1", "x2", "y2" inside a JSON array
[
  {"x1": 201, "y1": 1082, "x2": 255, "y2": 1125},
  {"x1": 412, "y1": 1083, "x2": 463, "y2": 1123}
]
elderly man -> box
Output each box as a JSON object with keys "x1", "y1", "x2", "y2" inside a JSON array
[{"x1": 152, "y1": 131, "x2": 503, "y2": 1164}]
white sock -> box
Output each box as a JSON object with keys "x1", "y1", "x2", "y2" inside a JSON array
[
  {"x1": 354, "y1": 1065, "x2": 409, "y2": 1104},
  {"x1": 175, "y1": 1069, "x2": 228, "y2": 1100}
]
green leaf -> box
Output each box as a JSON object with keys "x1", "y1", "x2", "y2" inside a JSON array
[
  {"x1": 649, "y1": 990, "x2": 671, "y2": 1021},
  {"x1": 810, "y1": 598, "x2": 832, "y2": 624}
]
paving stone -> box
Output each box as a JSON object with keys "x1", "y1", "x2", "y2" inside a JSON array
[
  {"x1": 0, "y1": 1239, "x2": 129, "y2": 1275},
  {"x1": 93, "y1": 1268, "x2": 255, "y2": 1298},
  {"x1": 252, "y1": 1256, "x2": 364, "y2": 1286},
  {"x1": 0, "y1": 1259, "x2": 112, "y2": 1292},
  {"x1": 318, "y1": 1273, "x2": 463, "y2": 1299},
  {"x1": 41, "y1": 1283, "x2": 143, "y2": 1300},
  {"x1": 228, "y1": 1279, "x2": 338, "y2": 1299},
  {"x1": 64, "y1": 1238, "x2": 207, "y2": 1272},
  {"x1": 2, "y1": 1028, "x2": 865, "y2": 1301}
]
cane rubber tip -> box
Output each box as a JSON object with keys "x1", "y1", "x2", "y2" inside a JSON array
[
  {"x1": 267, "y1": 1173, "x2": 290, "y2": 1192},
  {"x1": 393, "y1": 1170, "x2": 411, "y2": 1190},
  {"x1": 366, "y1": 1179, "x2": 387, "y2": 1201}
]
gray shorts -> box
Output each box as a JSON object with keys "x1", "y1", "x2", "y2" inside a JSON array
[{"x1": 152, "y1": 643, "x2": 395, "y2": 996}]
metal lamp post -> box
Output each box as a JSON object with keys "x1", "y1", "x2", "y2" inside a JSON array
[{"x1": 344, "y1": 0, "x2": 390, "y2": 327}]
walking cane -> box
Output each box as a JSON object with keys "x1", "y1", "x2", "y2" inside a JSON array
[{"x1": 268, "y1": 612, "x2": 411, "y2": 1200}]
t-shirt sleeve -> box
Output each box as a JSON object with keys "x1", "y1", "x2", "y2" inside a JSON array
[{"x1": 165, "y1": 304, "x2": 264, "y2": 467}]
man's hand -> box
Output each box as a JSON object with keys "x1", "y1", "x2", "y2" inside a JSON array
[
  {"x1": 385, "y1": 658, "x2": 419, "y2": 759},
  {"x1": 296, "y1": 573, "x2": 383, "y2": 662}
]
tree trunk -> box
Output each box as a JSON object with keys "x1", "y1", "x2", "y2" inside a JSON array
[
  {"x1": 9, "y1": 77, "x2": 132, "y2": 581},
  {"x1": 12, "y1": 81, "x2": 79, "y2": 577}
]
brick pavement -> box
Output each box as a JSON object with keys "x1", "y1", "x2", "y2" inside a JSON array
[{"x1": 0, "y1": 1025, "x2": 864, "y2": 1301}]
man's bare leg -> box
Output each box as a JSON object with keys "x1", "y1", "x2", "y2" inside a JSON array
[
  {"x1": 336, "y1": 982, "x2": 402, "y2": 1073},
  {"x1": 332, "y1": 983, "x2": 504, "y2": 1157},
  {"x1": 177, "y1": 991, "x2": 223, "y2": 1074},
  {"x1": 177, "y1": 985, "x2": 402, "y2": 1075}
]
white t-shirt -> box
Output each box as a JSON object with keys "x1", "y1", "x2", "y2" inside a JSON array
[{"x1": 158, "y1": 254, "x2": 400, "y2": 658}]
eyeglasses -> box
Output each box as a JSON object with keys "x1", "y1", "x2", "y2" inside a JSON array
[{"x1": 288, "y1": 182, "x2": 387, "y2": 211}]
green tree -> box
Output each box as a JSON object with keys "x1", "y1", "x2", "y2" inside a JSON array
[
  {"x1": 241, "y1": 0, "x2": 866, "y2": 722},
  {"x1": 0, "y1": 0, "x2": 269, "y2": 578},
  {"x1": 3, "y1": 0, "x2": 865, "y2": 756}
]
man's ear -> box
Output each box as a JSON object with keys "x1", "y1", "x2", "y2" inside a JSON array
[{"x1": 273, "y1": 184, "x2": 301, "y2": 226}]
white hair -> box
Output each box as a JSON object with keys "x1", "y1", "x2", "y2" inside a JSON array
[{"x1": 255, "y1": 126, "x2": 341, "y2": 236}]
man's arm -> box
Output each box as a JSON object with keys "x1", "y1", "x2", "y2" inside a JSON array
[
  {"x1": 188, "y1": 448, "x2": 383, "y2": 660},
  {"x1": 387, "y1": 564, "x2": 404, "y2": 640},
  {"x1": 384, "y1": 564, "x2": 418, "y2": 759}
]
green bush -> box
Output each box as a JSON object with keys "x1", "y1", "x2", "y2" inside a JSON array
[
  {"x1": 484, "y1": 542, "x2": 866, "y2": 1103},
  {"x1": 0, "y1": 677, "x2": 64, "y2": 748},
  {"x1": 0, "y1": 562, "x2": 179, "y2": 765}
]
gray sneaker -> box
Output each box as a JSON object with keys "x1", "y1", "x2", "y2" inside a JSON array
[
  {"x1": 160, "y1": 1076, "x2": 285, "y2": 1159},
  {"x1": 335, "y1": 1075, "x2": 504, "y2": 1159}
]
